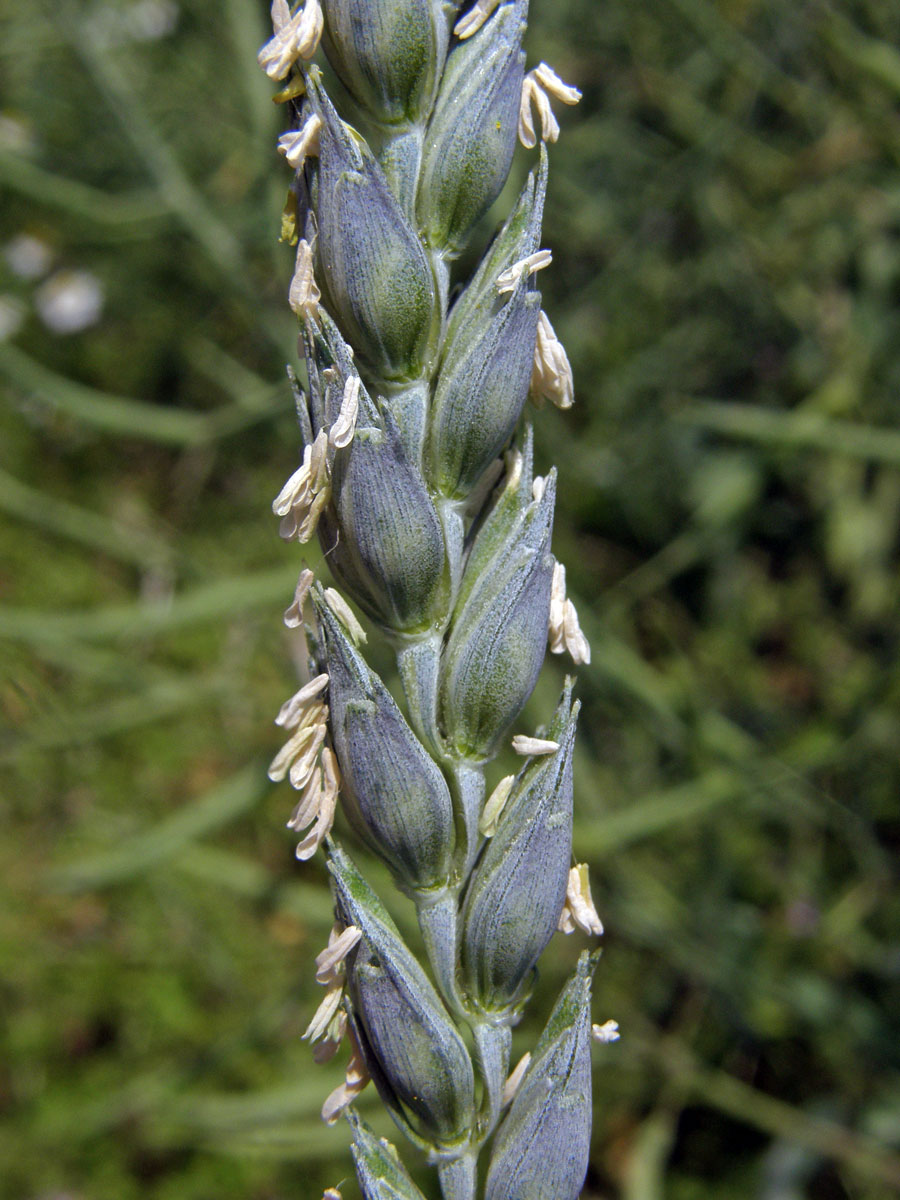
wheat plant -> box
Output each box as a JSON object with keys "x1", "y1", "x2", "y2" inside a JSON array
[{"x1": 260, "y1": 2, "x2": 616, "y2": 1196}]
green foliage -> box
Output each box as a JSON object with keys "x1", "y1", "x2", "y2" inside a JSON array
[{"x1": 2, "y1": 0, "x2": 899, "y2": 1197}]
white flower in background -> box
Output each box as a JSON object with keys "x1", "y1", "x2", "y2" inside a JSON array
[
  {"x1": 128, "y1": 0, "x2": 179, "y2": 41},
  {"x1": 0, "y1": 113, "x2": 34, "y2": 153},
  {"x1": 87, "y1": 0, "x2": 179, "y2": 48},
  {"x1": 35, "y1": 270, "x2": 104, "y2": 335},
  {"x1": 4, "y1": 235, "x2": 53, "y2": 281}
]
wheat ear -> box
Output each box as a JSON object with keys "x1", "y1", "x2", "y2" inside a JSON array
[{"x1": 261, "y1": 3, "x2": 616, "y2": 1196}]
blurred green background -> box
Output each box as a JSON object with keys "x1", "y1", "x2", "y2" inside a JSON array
[{"x1": 2, "y1": 0, "x2": 900, "y2": 1197}]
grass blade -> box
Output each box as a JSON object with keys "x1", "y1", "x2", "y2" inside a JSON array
[
  {"x1": 678, "y1": 397, "x2": 900, "y2": 465},
  {"x1": 48, "y1": 764, "x2": 268, "y2": 890}
]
